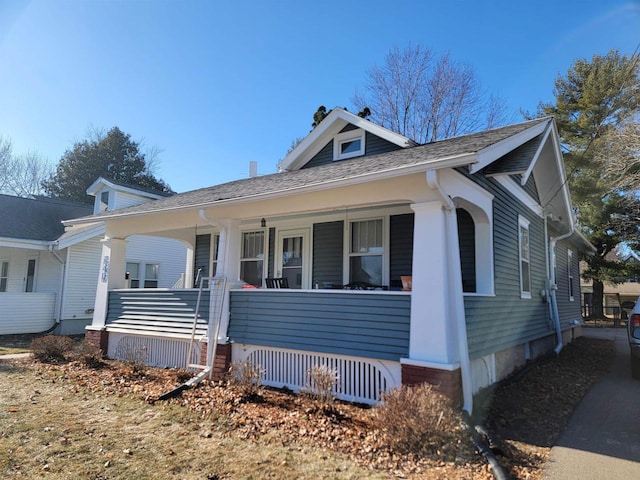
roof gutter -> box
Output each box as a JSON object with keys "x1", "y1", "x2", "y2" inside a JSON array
[
  {"x1": 65, "y1": 153, "x2": 479, "y2": 227},
  {"x1": 426, "y1": 170, "x2": 473, "y2": 415}
]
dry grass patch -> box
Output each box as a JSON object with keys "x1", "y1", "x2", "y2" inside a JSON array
[{"x1": 0, "y1": 360, "x2": 392, "y2": 480}]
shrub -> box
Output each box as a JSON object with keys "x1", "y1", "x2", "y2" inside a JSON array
[
  {"x1": 31, "y1": 335, "x2": 74, "y2": 363},
  {"x1": 228, "y1": 359, "x2": 264, "y2": 398},
  {"x1": 305, "y1": 365, "x2": 338, "y2": 408},
  {"x1": 72, "y1": 341, "x2": 104, "y2": 368},
  {"x1": 376, "y1": 383, "x2": 465, "y2": 457},
  {"x1": 114, "y1": 341, "x2": 148, "y2": 375}
]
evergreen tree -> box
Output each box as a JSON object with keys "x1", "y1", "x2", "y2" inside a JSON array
[
  {"x1": 539, "y1": 49, "x2": 640, "y2": 320},
  {"x1": 43, "y1": 127, "x2": 171, "y2": 204}
]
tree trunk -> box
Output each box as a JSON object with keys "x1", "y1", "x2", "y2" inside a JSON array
[{"x1": 592, "y1": 279, "x2": 605, "y2": 320}]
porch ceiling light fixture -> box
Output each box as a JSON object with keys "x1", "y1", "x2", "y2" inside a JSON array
[{"x1": 261, "y1": 218, "x2": 266, "y2": 228}]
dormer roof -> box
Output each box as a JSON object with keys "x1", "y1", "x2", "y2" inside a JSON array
[
  {"x1": 86, "y1": 177, "x2": 172, "y2": 200},
  {"x1": 278, "y1": 108, "x2": 416, "y2": 171}
]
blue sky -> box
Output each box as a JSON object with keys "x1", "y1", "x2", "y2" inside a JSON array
[{"x1": 0, "y1": 1, "x2": 638, "y2": 193}]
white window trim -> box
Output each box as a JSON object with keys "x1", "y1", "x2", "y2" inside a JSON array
[
  {"x1": 126, "y1": 261, "x2": 160, "y2": 288},
  {"x1": 518, "y1": 216, "x2": 531, "y2": 299},
  {"x1": 0, "y1": 259, "x2": 9, "y2": 292},
  {"x1": 344, "y1": 216, "x2": 387, "y2": 285},
  {"x1": 567, "y1": 249, "x2": 575, "y2": 302},
  {"x1": 240, "y1": 229, "x2": 267, "y2": 286},
  {"x1": 333, "y1": 129, "x2": 365, "y2": 161}
]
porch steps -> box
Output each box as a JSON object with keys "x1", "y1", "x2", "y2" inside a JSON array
[{"x1": 106, "y1": 289, "x2": 209, "y2": 338}]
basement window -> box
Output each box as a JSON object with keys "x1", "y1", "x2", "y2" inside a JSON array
[{"x1": 333, "y1": 129, "x2": 365, "y2": 160}]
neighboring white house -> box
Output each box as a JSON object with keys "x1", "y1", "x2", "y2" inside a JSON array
[{"x1": 0, "y1": 178, "x2": 187, "y2": 335}]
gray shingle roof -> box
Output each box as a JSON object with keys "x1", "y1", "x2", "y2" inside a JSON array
[
  {"x1": 0, "y1": 195, "x2": 93, "y2": 241},
  {"x1": 68, "y1": 117, "x2": 550, "y2": 224}
]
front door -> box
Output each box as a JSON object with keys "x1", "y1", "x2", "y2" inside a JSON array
[{"x1": 276, "y1": 229, "x2": 310, "y2": 289}]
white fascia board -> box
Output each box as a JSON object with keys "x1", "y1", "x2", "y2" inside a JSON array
[
  {"x1": 69, "y1": 152, "x2": 478, "y2": 225},
  {"x1": 521, "y1": 123, "x2": 551, "y2": 186},
  {"x1": 56, "y1": 224, "x2": 105, "y2": 249},
  {"x1": 492, "y1": 176, "x2": 544, "y2": 218},
  {"x1": 0, "y1": 238, "x2": 53, "y2": 250},
  {"x1": 86, "y1": 177, "x2": 165, "y2": 200},
  {"x1": 469, "y1": 119, "x2": 551, "y2": 174},
  {"x1": 548, "y1": 122, "x2": 575, "y2": 224},
  {"x1": 279, "y1": 108, "x2": 413, "y2": 171}
]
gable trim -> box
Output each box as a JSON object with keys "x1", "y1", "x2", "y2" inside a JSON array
[
  {"x1": 492, "y1": 176, "x2": 543, "y2": 218},
  {"x1": 279, "y1": 108, "x2": 413, "y2": 171},
  {"x1": 521, "y1": 123, "x2": 552, "y2": 186},
  {"x1": 469, "y1": 119, "x2": 551, "y2": 174}
]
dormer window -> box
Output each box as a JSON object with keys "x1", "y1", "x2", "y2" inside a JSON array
[
  {"x1": 100, "y1": 191, "x2": 110, "y2": 212},
  {"x1": 333, "y1": 129, "x2": 365, "y2": 160}
]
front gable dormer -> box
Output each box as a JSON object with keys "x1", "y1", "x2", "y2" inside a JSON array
[
  {"x1": 86, "y1": 177, "x2": 170, "y2": 215},
  {"x1": 278, "y1": 108, "x2": 415, "y2": 172}
]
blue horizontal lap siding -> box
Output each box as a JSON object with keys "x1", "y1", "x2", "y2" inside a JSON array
[
  {"x1": 457, "y1": 168, "x2": 560, "y2": 359},
  {"x1": 106, "y1": 290, "x2": 210, "y2": 337},
  {"x1": 228, "y1": 290, "x2": 410, "y2": 361}
]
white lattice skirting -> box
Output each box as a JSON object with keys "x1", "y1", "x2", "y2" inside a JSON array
[
  {"x1": 232, "y1": 344, "x2": 401, "y2": 404},
  {"x1": 108, "y1": 332, "x2": 201, "y2": 369}
]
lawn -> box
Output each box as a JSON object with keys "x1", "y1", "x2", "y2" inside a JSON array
[{"x1": 0, "y1": 333, "x2": 616, "y2": 479}]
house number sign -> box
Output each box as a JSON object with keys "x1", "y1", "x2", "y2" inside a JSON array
[{"x1": 101, "y1": 256, "x2": 110, "y2": 283}]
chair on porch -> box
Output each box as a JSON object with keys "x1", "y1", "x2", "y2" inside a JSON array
[{"x1": 265, "y1": 277, "x2": 289, "y2": 288}]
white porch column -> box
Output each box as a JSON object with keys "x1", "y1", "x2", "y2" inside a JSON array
[
  {"x1": 217, "y1": 218, "x2": 241, "y2": 282},
  {"x1": 408, "y1": 201, "x2": 457, "y2": 364},
  {"x1": 184, "y1": 246, "x2": 195, "y2": 288},
  {"x1": 214, "y1": 218, "x2": 241, "y2": 343},
  {"x1": 90, "y1": 237, "x2": 128, "y2": 328}
]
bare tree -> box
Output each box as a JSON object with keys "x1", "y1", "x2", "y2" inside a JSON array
[
  {"x1": 11, "y1": 151, "x2": 53, "y2": 197},
  {"x1": 353, "y1": 45, "x2": 511, "y2": 143},
  {"x1": 0, "y1": 137, "x2": 14, "y2": 194}
]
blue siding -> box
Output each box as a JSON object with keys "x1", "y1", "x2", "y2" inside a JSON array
[
  {"x1": 312, "y1": 221, "x2": 343, "y2": 287},
  {"x1": 302, "y1": 130, "x2": 403, "y2": 169},
  {"x1": 458, "y1": 168, "x2": 582, "y2": 359},
  {"x1": 106, "y1": 289, "x2": 209, "y2": 338},
  {"x1": 228, "y1": 290, "x2": 410, "y2": 361},
  {"x1": 389, "y1": 214, "x2": 414, "y2": 289}
]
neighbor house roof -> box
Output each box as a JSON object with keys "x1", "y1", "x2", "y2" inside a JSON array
[
  {"x1": 86, "y1": 177, "x2": 174, "y2": 199},
  {"x1": 0, "y1": 195, "x2": 92, "y2": 242},
  {"x1": 66, "y1": 117, "x2": 553, "y2": 225}
]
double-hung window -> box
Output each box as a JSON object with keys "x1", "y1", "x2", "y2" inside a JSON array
[
  {"x1": 518, "y1": 216, "x2": 531, "y2": 299},
  {"x1": 349, "y1": 219, "x2": 383, "y2": 285},
  {"x1": 126, "y1": 262, "x2": 159, "y2": 288},
  {"x1": 0, "y1": 261, "x2": 8, "y2": 292},
  {"x1": 241, "y1": 231, "x2": 264, "y2": 287}
]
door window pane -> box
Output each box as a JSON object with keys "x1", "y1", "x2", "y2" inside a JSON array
[
  {"x1": 126, "y1": 262, "x2": 140, "y2": 288},
  {"x1": 282, "y1": 236, "x2": 303, "y2": 288}
]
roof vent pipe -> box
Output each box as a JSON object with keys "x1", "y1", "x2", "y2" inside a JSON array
[{"x1": 249, "y1": 161, "x2": 258, "y2": 178}]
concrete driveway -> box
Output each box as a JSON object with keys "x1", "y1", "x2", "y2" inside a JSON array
[{"x1": 544, "y1": 328, "x2": 640, "y2": 479}]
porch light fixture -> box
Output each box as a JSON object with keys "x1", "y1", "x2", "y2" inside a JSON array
[{"x1": 261, "y1": 218, "x2": 266, "y2": 228}]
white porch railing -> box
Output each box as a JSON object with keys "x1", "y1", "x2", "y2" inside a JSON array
[{"x1": 0, "y1": 292, "x2": 56, "y2": 335}]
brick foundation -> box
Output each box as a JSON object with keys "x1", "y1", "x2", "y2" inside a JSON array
[
  {"x1": 85, "y1": 328, "x2": 109, "y2": 355},
  {"x1": 199, "y1": 342, "x2": 232, "y2": 382},
  {"x1": 401, "y1": 363, "x2": 462, "y2": 406}
]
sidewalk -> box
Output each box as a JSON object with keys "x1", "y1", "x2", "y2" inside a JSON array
[
  {"x1": 544, "y1": 328, "x2": 640, "y2": 479},
  {"x1": 0, "y1": 352, "x2": 31, "y2": 360}
]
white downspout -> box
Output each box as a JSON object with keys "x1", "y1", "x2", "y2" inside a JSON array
[
  {"x1": 426, "y1": 170, "x2": 473, "y2": 414},
  {"x1": 548, "y1": 219, "x2": 575, "y2": 354}
]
